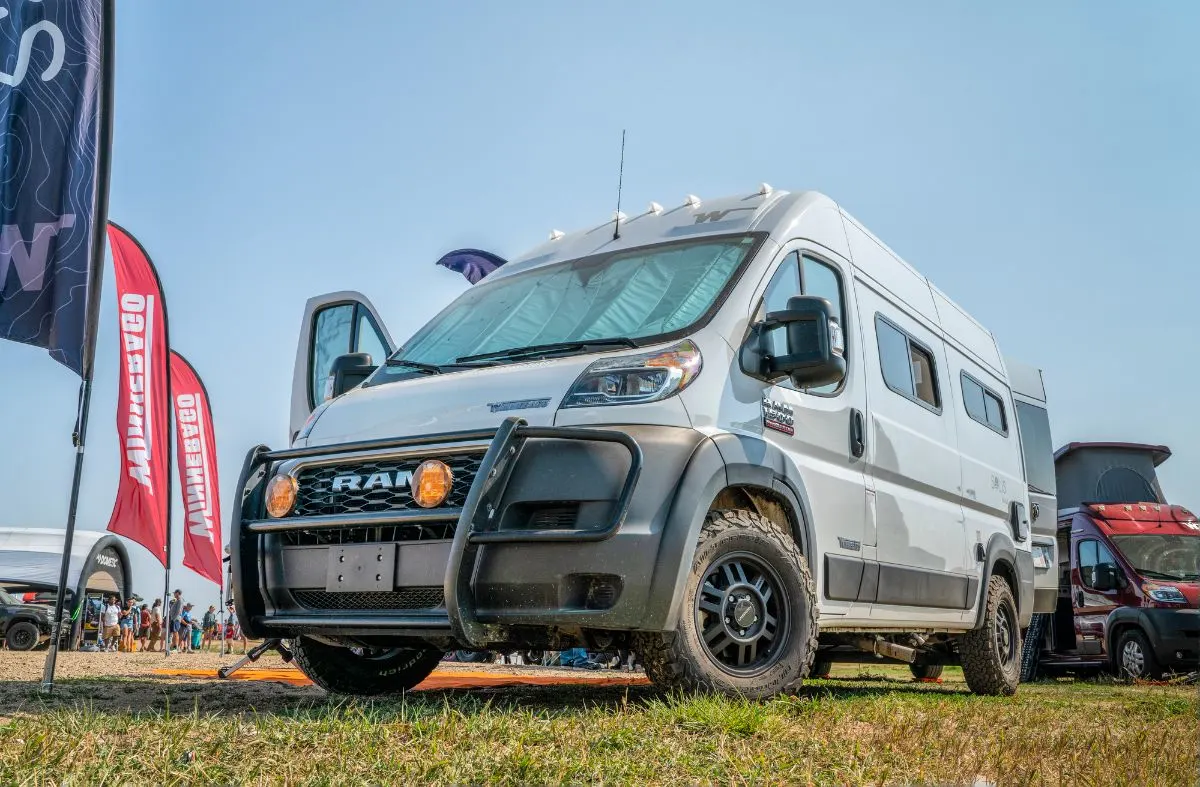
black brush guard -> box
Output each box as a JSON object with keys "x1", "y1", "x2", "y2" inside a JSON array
[{"x1": 238, "y1": 417, "x2": 643, "y2": 648}]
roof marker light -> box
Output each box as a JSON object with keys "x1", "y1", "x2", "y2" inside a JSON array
[
  {"x1": 648, "y1": 201, "x2": 663, "y2": 215},
  {"x1": 613, "y1": 210, "x2": 627, "y2": 222},
  {"x1": 685, "y1": 194, "x2": 701, "y2": 208},
  {"x1": 549, "y1": 230, "x2": 565, "y2": 241},
  {"x1": 758, "y1": 182, "x2": 773, "y2": 196}
]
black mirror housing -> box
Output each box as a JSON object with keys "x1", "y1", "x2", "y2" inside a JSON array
[
  {"x1": 740, "y1": 295, "x2": 846, "y2": 388},
  {"x1": 328, "y1": 352, "x2": 376, "y2": 399}
]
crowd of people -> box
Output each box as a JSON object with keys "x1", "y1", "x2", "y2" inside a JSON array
[{"x1": 93, "y1": 590, "x2": 247, "y2": 654}]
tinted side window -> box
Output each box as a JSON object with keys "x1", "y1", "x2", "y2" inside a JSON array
[
  {"x1": 962, "y1": 373, "x2": 1008, "y2": 435},
  {"x1": 311, "y1": 304, "x2": 354, "y2": 406},
  {"x1": 1014, "y1": 402, "x2": 1056, "y2": 494},
  {"x1": 800, "y1": 256, "x2": 846, "y2": 395},
  {"x1": 1078, "y1": 539, "x2": 1118, "y2": 589},
  {"x1": 759, "y1": 253, "x2": 801, "y2": 360},
  {"x1": 876, "y1": 316, "x2": 940, "y2": 409},
  {"x1": 877, "y1": 319, "x2": 914, "y2": 397}
]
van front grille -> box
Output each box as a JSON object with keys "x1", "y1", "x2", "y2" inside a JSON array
[{"x1": 291, "y1": 452, "x2": 483, "y2": 518}]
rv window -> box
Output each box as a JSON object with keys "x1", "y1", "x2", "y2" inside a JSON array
[
  {"x1": 961, "y1": 373, "x2": 1008, "y2": 435},
  {"x1": 876, "y1": 315, "x2": 940, "y2": 410},
  {"x1": 1014, "y1": 402, "x2": 1055, "y2": 494},
  {"x1": 1077, "y1": 539, "x2": 1119, "y2": 590}
]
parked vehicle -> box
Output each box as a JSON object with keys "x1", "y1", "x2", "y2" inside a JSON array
[
  {"x1": 232, "y1": 186, "x2": 1040, "y2": 697},
  {"x1": 1022, "y1": 443, "x2": 1199, "y2": 680},
  {"x1": 0, "y1": 588, "x2": 53, "y2": 650}
]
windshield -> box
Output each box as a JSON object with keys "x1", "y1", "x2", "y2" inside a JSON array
[
  {"x1": 0, "y1": 589, "x2": 21, "y2": 605},
  {"x1": 1110, "y1": 534, "x2": 1200, "y2": 581},
  {"x1": 368, "y1": 234, "x2": 761, "y2": 382}
]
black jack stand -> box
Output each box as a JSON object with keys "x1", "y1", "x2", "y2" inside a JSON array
[{"x1": 217, "y1": 638, "x2": 293, "y2": 679}]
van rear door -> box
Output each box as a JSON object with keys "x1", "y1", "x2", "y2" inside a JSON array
[
  {"x1": 289, "y1": 291, "x2": 394, "y2": 441},
  {"x1": 1006, "y1": 358, "x2": 1058, "y2": 614}
]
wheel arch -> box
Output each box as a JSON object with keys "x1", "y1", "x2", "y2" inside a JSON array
[
  {"x1": 973, "y1": 533, "x2": 1023, "y2": 629},
  {"x1": 645, "y1": 432, "x2": 816, "y2": 632},
  {"x1": 1105, "y1": 607, "x2": 1151, "y2": 664}
]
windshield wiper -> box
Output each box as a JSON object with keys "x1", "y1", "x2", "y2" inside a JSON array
[
  {"x1": 456, "y1": 337, "x2": 639, "y2": 364},
  {"x1": 1136, "y1": 569, "x2": 1186, "y2": 581},
  {"x1": 384, "y1": 357, "x2": 498, "y2": 374}
]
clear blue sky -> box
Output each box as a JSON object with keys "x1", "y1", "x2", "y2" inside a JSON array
[{"x1": 1, "y1": 1, "x2": 1196, "y2": 605}]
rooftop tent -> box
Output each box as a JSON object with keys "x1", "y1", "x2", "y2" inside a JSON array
[
  {"x1": 1053, "y1": 442, "x2": 1171, "y2": 510},
  {"x1": 0, "y1": 528, "x2": 132, "y2": 647}
]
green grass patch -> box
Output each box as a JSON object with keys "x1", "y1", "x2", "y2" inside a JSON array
[{"x1": 0, "y1": 667, "x2": 1195, "y2": 785}]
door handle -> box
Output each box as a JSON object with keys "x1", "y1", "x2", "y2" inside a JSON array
[
  {"x1": 849, "y1": 408, "x2": 866, "y2": 458},
  {"x1": 1074, "y1": 590, "x2": 1084, "y2": 608}
]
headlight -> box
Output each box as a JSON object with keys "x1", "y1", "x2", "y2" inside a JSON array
[
  {"x1": 1142, "y1": 582, "x2": 1188, "y2": 604},
  {"x1": 1031, "y1": 543, "x2": 1054, "y2": 570},
  {"x1": 560, "y1": 340, "x2": 702, "y2": 409},
  {"x1": 265, "y1": 473, "x2": 298, "y2": 518}
]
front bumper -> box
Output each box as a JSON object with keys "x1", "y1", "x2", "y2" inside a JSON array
[
  {"x1": 1142, "y1": 608, "x2": 1200, "y2": 668},
  {"x1": 232, "y1": 418, "x2": 707, "y2": 647}
]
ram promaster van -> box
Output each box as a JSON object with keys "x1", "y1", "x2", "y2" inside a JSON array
[
  {"x1": 231, "y1": 187, "x2": 1050, "y2": 698},
  {"x1": 1022, "y1": 442, "x2": 1199, "y2": 680}
]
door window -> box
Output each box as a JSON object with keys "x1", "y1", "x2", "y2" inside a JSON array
[
  {"x1": 309, "y1": 302, "x2": 391, "y2": 407},
  {"x1": 756, "y1": 252, "x2": 848, "y2": 395},
  {"x1": 1078, "y1": 539, "x2": 1119, "y2": 590},
  {"x1": 961, "y1": 372, "x2": 1008, "y2": 435},
  {"x1": 311, "y1": 304, "x2": 355, "y2": 406},
  {"x1": 876, "y1": 315, "x2": 941, "y2": 410}
]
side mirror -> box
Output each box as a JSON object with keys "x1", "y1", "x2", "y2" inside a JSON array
[
  {"x1": 740, "y1": 295, "x2": 846, "y2": 388},
  {"x1": 1092, "y1": 563, "x2": 1123, "y2": 593},
  {"x1": 326, "y1": 352, "x2": 376, "y2": 401}
]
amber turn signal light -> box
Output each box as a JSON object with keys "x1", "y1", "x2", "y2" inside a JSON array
[
  {"x1": 412, "y1": 459, "x2": 453, "y2": 508},
  {"x1": 265, "y1": 474, "x2": 298, "y2": 518}
]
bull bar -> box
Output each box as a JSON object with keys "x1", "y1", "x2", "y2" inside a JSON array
[{"x1": 235, "y1": 417, "x2": 644, "y2": 648}]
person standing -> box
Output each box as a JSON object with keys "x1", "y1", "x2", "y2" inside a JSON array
[
  {"x1": 225, "y1": 600, "x2": 248, "y2": 655},
  {"x1": 148, "y1": 599, "x2": 163, "y2": 652},
  {"x1": 168, "y1": 589, "x2": 183, "y2": 653},
  {"x1": 101, "y1": 596, "x2": 121, "y2": 652},
  {"x1": 179, "y1": 603, "x2": 195, "y2": 653},
  {"x1": 201, "y1": 605, "x2": 218, "y2": 651},
  {"x1": 138, "y1": 604, "x2": 151, "y2": 652}
]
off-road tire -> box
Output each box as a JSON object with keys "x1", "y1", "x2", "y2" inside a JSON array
[
  {"x1": 633, "y1": 509, "x2": 818, "y2": 699},
  {"x1": 909, "y1": 663, "x2": 943, "y2": 680},
  {"x1": 6, "y1": 621, "x2": 39, "y2": 651},
  {"x1": 1019, "y1": 612, "x2": 1049, "y2": 682},
  {"x1": 959, "y1": 575, "x2": 1021, "y2": 695},
  {"x1": 1114, "y1": 629, "x2": 1163, "y2": 681},
  {"x1": 291, "y1": 637, "x2": 442, "y2": 695},
  {"x1": 810, "y1": 658, "x2": 832, "y2": 679}
]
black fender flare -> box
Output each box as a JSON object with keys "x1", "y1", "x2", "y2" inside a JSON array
[
  {"x1": 230, "y1": 444, "x2": 271, "y2": 640},
  {"x1": 644, "y1": 432, "x2": 815, "y2": 631},
  {"x1": 1104, "y1": 607, "x2": 1153, "y2": 662},
  {"x1": 973, "y1": 532, "x2": 1034, "y2": 628}
]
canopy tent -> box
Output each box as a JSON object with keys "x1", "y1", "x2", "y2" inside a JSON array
[{"x1": 0, "y1": 528, "x2": 133, "y2": 648}]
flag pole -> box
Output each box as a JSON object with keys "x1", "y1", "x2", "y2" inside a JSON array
[{"x1": 41, "y1": 0, "x2": 116, "y2": 694}]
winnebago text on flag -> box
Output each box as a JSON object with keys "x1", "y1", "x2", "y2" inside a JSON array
[
  {"x1": 106, "y1": 223, "x2": 170, "y2": 564},
  {"x1": 0, "y1": 0, "x2": 104, "y2": 374},
  {"x1": 170, "y1": 351, "x2": 223, "y2": 586}
]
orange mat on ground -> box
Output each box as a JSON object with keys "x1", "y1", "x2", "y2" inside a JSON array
[{"x1": 152, "y1": 666, "x2": 650, "y2": 690}]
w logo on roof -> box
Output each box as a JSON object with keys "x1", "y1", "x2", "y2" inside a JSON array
[{"x1": 693, "y1": 207, "x2": 755, "y2": 224}]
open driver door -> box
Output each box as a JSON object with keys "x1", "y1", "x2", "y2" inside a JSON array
[{"x1": 289, "y1": 291, "x2": 395, "y2": 442}]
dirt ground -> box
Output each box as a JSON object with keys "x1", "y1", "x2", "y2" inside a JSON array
[{"x1": 0, "y1": 647, "x2": 633, "y2": 716}]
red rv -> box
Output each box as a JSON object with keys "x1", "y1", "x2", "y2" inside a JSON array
[{"x1": 1023, "y1": 443, "x2": 1199, "y2": 679}]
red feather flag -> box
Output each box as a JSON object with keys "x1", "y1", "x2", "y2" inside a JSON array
[
  {"x1": 170, "y1": 351, "x2": 223, "y2": 586},
  {"x1": 105, "y1": 223, "x2": 171, "y2": 565}
]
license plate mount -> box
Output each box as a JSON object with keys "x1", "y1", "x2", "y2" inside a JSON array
[{"x1": 325, "y1": 544, "x2": 396, "y2": 592}]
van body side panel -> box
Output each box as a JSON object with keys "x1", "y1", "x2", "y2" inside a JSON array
[{"x1": 851, "y1": 274, "x2": 970, "y2": 625}]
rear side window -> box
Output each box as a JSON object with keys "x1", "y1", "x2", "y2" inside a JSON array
[
  {"x1": 1014, "y1": 401, "x2": 1055, "y2": 494},
  {"x1": 876, "y1": 315, "x2": 940, "y2": 410},
  {"x1": 961, "y1": 373, "x2": 1008, "y2": 435}
]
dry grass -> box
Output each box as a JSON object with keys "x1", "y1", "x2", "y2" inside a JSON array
[{"x1": 0, "y1": 663, "x2": 1195, "y2": 785}]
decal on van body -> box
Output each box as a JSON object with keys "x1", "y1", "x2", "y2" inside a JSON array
[
  {"x1": 488, "y1": 398, "x2": 551, "y2": 413},
  {"x1": 762, "y1": 397, "x2": 794, "y2": 436}
]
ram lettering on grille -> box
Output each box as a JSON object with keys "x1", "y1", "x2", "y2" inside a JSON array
[{"x1": 292, "y1": 454, "x2": 482, "y2": 517}]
